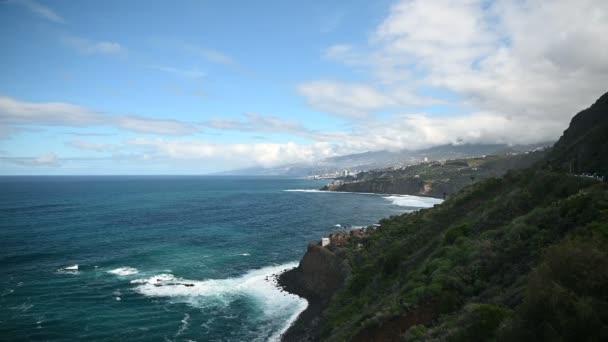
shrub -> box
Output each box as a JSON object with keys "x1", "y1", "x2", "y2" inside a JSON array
[
  {"x1": 449, "y1": 304, "x2": 512, "y2": 342},
  {"x1": 499, "y1": 236, "x2": 608, "y2": 341},
  {"x1": 444, "y1": 224, "x2": 470, "y2": 245}
]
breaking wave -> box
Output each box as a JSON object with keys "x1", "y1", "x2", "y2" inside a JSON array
[
  {"x1": 107, "y1": 267, "x2": 139, "y2": 276},
  {"x1": 383, "y1": 195, "x2": 443, "y2": 208},
  {"x1": 130, "y1": 262, "x2": 307, "y2": 341}
]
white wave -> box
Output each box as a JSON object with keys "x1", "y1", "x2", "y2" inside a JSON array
[
  {"x1": 107, "y1": 267, "x2": 139, "y2": 276},
  {"x1": 131, "y1": 263, "x2": 307, "y2": 340},
  {"x1": 383, "y1": 195, "x2": 443, "y2": 208},
  {"x1": 64, "y1": 264, "x2": 78, "y2": 270},
  {"x1": 334, "y1": 224, "x2": 342, "y2": 228},
  {"x1": 269, "y1": 298, "x2": 308, "y2": 342},
  {"x1": 285, "y1": 189, "x2": 382, "y2": 196},
  {"x1": 56, "y1": 268, "x2": 79, "y2": 275},
  {"x1": 240, "y1": 253, "x2": 251, "y2": 256}
]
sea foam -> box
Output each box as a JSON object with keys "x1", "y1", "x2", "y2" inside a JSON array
[
  {"x1": 383, "y1": 195, "x2": 443, "y2": 208},
  {"x1": 130, "y1": 263, "x2": 307, "y2": 341},
  {"x1": 107, "y1": 267, "x2": 139, "y2": 276}
]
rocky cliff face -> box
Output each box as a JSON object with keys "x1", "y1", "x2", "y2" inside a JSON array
[
  {"x1": 324, "y1": 177, "x2": 426, "y2": 195},
  {"x1": 278, "y1": 243, "x2": 350, "y2": 341}
]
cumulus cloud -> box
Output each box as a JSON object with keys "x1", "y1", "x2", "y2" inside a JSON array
[
  {"x1": 128, "y1": 138, "x2": 338, "y2": 167},
  {"x1": 0, "y1": 95, "x2": 200, "y2": 136},
  {"x1": 297, "y1": 81, "x2": 398, "y2": 118},
  {"x1": 117, "y1": 107, "x2": 562, "y2": 169},
  {"x1": 306, "y1": 0, "x2": 608, "y2": 145}
]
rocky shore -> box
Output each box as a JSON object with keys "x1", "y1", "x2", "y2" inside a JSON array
[{"x1": 277, "y1": 227, "x2": 377, "y2": 341}]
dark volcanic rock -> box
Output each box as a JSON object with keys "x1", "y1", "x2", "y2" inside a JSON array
[{"x1": 278, "y1": 243, "x2": 350, "y2": 342}]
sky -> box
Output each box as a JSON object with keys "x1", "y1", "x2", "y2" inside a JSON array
[{"x1": 0, "y1": 0, "x2": 607, "y2": 175}]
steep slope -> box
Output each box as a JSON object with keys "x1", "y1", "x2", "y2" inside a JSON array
[
  {"x1": 547, "y1": 92, "x2": 608, "y2": 178},
  {"x1": 321, "y1": 170, "x2": 607, "y2": 341},
  {"x1": 279, "y1": 92, "x2": 608, "y2": 341}
]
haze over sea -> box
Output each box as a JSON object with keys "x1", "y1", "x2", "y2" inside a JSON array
[{"x1": 0, "y1": 176, "x2": 440, "y2": 341}]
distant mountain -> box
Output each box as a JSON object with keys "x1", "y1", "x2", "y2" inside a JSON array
[
  {"x1": 547, "y1": 92, "x2": 608, "y2": 178},
  {"x1": 219, "y1": 142, "x2": 553, "y2": 176}
]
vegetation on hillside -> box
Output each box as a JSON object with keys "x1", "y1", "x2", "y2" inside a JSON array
[
  {"x1": 315, "y1": 92, "x2": 608, "y2": 341},
  {"x1": 321, "y1": 169, "x2": 607, "y2": 341},
  {"x1": 547, "y1": 92, "x2": 608, "y2": 179}
]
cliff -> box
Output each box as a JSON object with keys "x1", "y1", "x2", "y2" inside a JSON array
[
  {"x1": 321, "y1": 151, "x2": 547, "y2": 198},
  {"x1": 278, "y1": 243, "x2": 350, "y2": 341}
]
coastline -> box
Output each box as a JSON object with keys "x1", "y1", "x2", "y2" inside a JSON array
[
  {"x1": 275, "y1": 193, "x2": 444, "y2": 341},
  {"x1": 276, "y1": 243, "x2": 350, "y2": 341}
]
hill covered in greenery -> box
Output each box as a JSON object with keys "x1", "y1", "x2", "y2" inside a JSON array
[
  {"x1": 321, "y1": 151, "x2": 547, "y2": 198},
  {"x1": 547, "y1": 92, "x2": 608, "y2": 179},
  {"x1": 280, "y1": 92, "x2": 608, "y2": 341}
]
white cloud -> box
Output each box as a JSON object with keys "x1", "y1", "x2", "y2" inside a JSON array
[
  {"x1": 203, "y1": 113, "x2": 308, "y2": 134},
  {"x1": 297, "y1": 81, "x2": 398, "y2": 118},
  {"x1": 128, "y1": 138, "x2": 338, "y2": 168},
  {"x1": 115, "y1": 116, "x2": 199, "y2": 136},
  {"x1": 15, "y1": 0, "x2": 65, "y2": 24},
  {"x1": 0, "y1": 95, "x2": 200, "y2": 136},
  {"x1": 119, "y1": 107, "x2": 561, "y2": 169},
  {"x1": 307, "y1": 0, "x2": 608, "y2": 146},
  {"x1": 2, "y1": 152, "x2": 61, "y2": 167},
  {"x1": 63, "y1": 36, "x2": 126, "y2": 56},
  {"x1": 0, "y1": 95, "x2": 100, "y2": 126},
  {"x1": 67, "y1": 140, "x2": 118, "y2": 153}
]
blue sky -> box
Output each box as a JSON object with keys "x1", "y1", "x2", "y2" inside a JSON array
[{"x1": 1, "y1": 0, "x2": 607, "y2": 174}]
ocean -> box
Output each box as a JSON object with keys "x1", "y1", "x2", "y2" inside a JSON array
[{"x1": 0, "y1": 176, "x2": 441, "y2": 341}]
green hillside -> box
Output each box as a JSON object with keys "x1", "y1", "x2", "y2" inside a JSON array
[{"x1": 316, "y1": 93, "x2": 608, "y2": 341}]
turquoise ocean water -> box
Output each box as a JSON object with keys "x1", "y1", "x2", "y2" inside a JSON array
[{"x1": 0, "y1": 176, "x2": 440, "y2": 341}]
